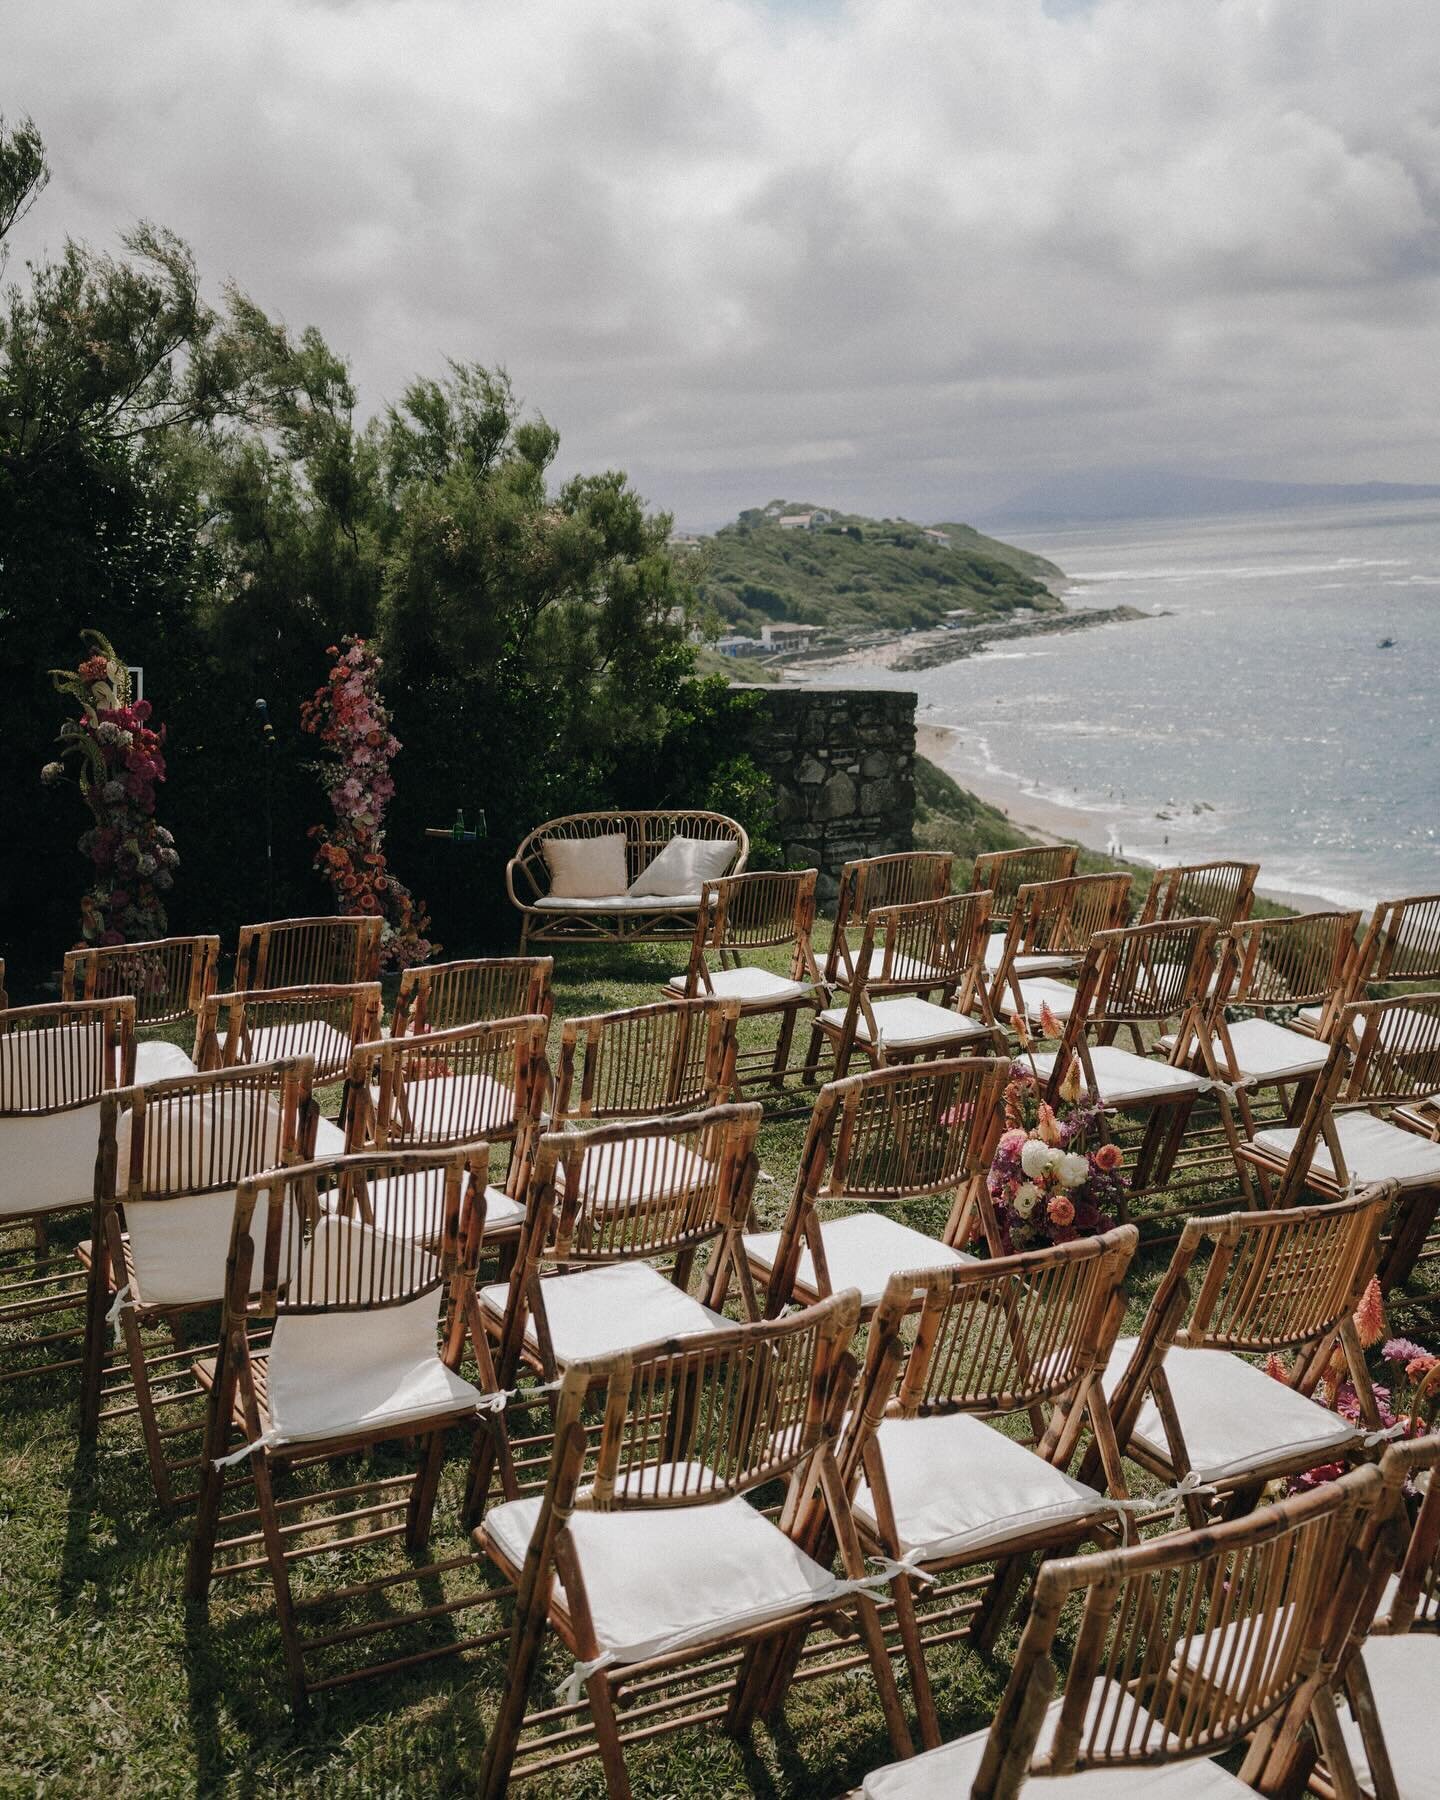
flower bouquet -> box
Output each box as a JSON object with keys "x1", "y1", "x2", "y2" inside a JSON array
[
  {"x1": 985, "y1": 1059, "x2": 1125, "y2": 1254},
  {"x1": 42, "y1": 632, "x2": 179, "y2": 946},
  {"x1": 302, "y1": 637, "x2": 437, "y2": 970},
  {"x1": 1271, "y1": 1282, "x2": 1438, "y2": 1493}
]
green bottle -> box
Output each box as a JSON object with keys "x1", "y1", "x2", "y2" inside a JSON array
[{"x1": 452, "y1": 808, "x2": 465, "y2": 841}]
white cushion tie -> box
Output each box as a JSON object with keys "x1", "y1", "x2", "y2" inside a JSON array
[
  {"x1": 558, "y1": 1651, "x2": 617, "y2": 1707},
  {"x1": 1107, "y1": 1470, "x2": 1215, "y2": 1531},
  {"x1": 213, "y1": 1424, "x2": 284, "y2": 1469},
  {"x1": 106, "y1": 1282, "x2": 131, "y2": 1346},
  {"x1": 1364, "y1": 1420, "x2": 1407, "y2": 1449},
  {"x1": 868, "y1": 1548, "x2": 939, "y2": 1586}
]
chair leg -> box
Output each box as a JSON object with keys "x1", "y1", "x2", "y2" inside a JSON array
[
  {"x1": 120, "y1": 1307, "x2": 175, "y2": 1511},
  {"x1": 890, "y1": 1572, "x2": 941, "y2": 1749},
  {"x1": 480, "y1": 1575, "x2": 559, "y2": 1798},
  {"x1": 586, "y1": 1669, "x2": 635, "y2": 1799},
  {"x1": 406, "y1": 1427, "x2": 448, "y2": 1550},
  {"x1": 802, "y1": 1021, "x2": 824, "y2": 1084},
  {"x1": 253, "y1": 1454, "x2": 310, "y2": 1710},
  {"x1": 771, "y1": 1005, "x2": 798, "y2": 1091},
  {"x1": 1378, "y1": 1187, "x2": 1437, "y2": 1292},
  {"x1": 971, "y1": 1551, "x2": 1031, "y2": 1656},
  {"x1": 852, "y1": 1594, "x2": 915, "y2": 1761}
]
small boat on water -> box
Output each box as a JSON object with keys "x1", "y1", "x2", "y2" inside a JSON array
[{"x1": 1377, "y1": 636, "x2": 1396, "y2": 648}]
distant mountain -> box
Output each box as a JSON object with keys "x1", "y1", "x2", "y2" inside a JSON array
[
  {"x1": 978, "y1": 471, "x2": 1440, "y2": 528},
  {"x1": 697, "y1": 503, "x2": 1065, "y2": 638}
]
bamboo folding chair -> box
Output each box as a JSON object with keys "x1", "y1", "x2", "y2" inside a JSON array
[
  {"x1": 196, "y1": 982, "x2": 382, "y2": 1154},
  {"x1": 971, "y1": 844, "x2": 1080, "y2": 930},
  {"x1": 1300, "y1": 1422, "x2": 1440, "y2": 1800},
  {"x1": 823, "y1": 851, "x2": 955, "y2": 992},
  {"x1": 186, "y1": 1146, "x2": 508, "y2": 1707},
  {"x1": 0, "y1": 998, "x2": 134, "y2": 1384},
  {"x1": 1139, "y1": 858, "x2": 1260, "y2": 931},
  {"x1": 391, "y1": 954, "x2": 553, "y2": 1036},
  {"x1": 740, "y1": 1058, "x2": 1008, "y2": 1316},
  {"x1": 476, "y1": 1292, "x2": 914, "y2": 1796},
  {"x1": 234, "y1": 914, "x2": 383, "y2": 989},
  {"x1": 550, "y1": 996, "x2": 739, "y2": 1124},
  {"x1": 1185, "y1": 908, "x2": 1359, "y2": 1094},
  {"x1": 665, "y1": 869, "x2": 826, "y2": 1092},
  {"x1": 345, "y1": 1014, "x2": 550, "y2": 1248},
  {"x1": 1029, "y1": 916, "x2": 1222, "y2": 1201},
  {"x1": 1294, "y1": 890, "x2": 1440, "y2": 1039},
  {"x1": 984, "y1": 871, "x2": 1134, "y2": 1029},
  {"x1": 839, "y1": 1229, "x2": 1139, "y2": 1745},
  {"x1": 861, "y1": 1461, "x2": 1387, "y2": 1800},
  {"x1": 1087, "y1": 1190, "x2": 1392, "y2": 1529},
  {"x1": 62, "y1": 933, "x2": 218, "y2": 1081},
  {"x1": 480, "y1": 1106, "x2": 764, "y2": 1399},
  {"x1": 77, "y1": 1057, "x2": 315, "y2": 1507},
  {"x1": 810, "y1": 890, "x2": 1001, "y2": 1079},
  {"x1": 1229, "y1": 994, "x2": 1440, "y2": 1287}
]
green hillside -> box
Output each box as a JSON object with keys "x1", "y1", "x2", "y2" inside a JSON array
[{"x1": 698, "y1": 502, "x2": 1065, "y2": 638}]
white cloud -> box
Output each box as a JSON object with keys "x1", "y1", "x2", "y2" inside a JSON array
[{"x1": 7, "y1": 0, "x2": 1440, "y2": 525}]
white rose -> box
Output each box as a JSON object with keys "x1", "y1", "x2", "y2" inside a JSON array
[
  {"x1": 1057, "y1": 1152, "x2": 1090, "y2": 1188},
  {"x1": 1045, "y1": 1146, "x2": 1067, "y2": 1177},
  {"x1": 1012, "y1": 1182, "x2": 1041, "y2": 1218},
  {"x1": 1019, "y1": 1139, "x2": 1050, "y2": 1180}
]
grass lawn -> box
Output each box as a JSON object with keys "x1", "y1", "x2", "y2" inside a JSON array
[{"x1": 2, "y1": 933, "x2": 1435, "y2": 1798}]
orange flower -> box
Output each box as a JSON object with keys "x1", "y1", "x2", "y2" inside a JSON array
[
  {"x1": 1093, "y1": 1142, "x2": 1122, "y2": 1172},
  {"x1": 1353, "y1": 1277, "x2": 1386, "y2": 1350},
  {"x1": 1059, "y1": 1057, "x2": 1082, "y2": 1103},
  {"x1": 1037, "y1": 1101, "x2": 1062, "y2": 1147},
  {"x1": 1047, "y1": 1194, "x2": 1075, "y2": 1227},
  {"x1": 1010, "y1": 1011, "x2": 1031, "y2": 1049},
  {"x1": 1038, "y1": 1002, "x2": 1063, "y2": 1040}
]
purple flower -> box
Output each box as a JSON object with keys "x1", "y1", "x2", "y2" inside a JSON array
[{"x1": 1381, "y1": 1338, "x2": 1431, "y2": 1367}]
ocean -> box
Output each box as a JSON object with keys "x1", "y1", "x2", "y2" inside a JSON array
[{"x1": 794, "y1": 499, "x2": 1440, "y2": 910}]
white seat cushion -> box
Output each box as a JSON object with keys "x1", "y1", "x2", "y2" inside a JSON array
[
  {"x1": 0, "y1": 1023, "x2": 109, "y2": 1218},
  {"x1": 743, "y1": 1211, "x2": 973, "y2": 1306},
  {"x1": 134, "y1": 1039, "x2": 198, "y2": 1082},
  {"x1": 343, "y1": 1164, "x2": 522, "y2": 1238},
  {"x1": 1252, "y1": 1111, "x2": 1440, "y2": 1189},
  {"x1": 1032, "y1": 1045, "x2": 1208, "y2": 1106},
  {"x1": 817, "y1": 997, "x2": 991, "y2": 1048},
  {"x1": 479, "y1": 1260, "x2": 727, "y2": 1364},
  {"x1": 1154, "y1": 1019, "x2": 1328, "y2": 1083},
  {"x1": 218, "y1": 1021, "x2": 353, "y2": 1075},
  {"x1": 1014, "y1": 977, "x2": 1081, "y2": 1021},
  {"x1": 1298, "y1": 1003, "x2": 1326, "y2": 1029},
  {"x1": 535, "y1": 892, "x2": 701, "y2": 912},
  {"x1": 566, "y1": 1138, "x2": 715, "y2": 1212},
  {"x1": 0, "y1": 1105, "x2": 102, "y2": 1218},
  {"x1": 667, "y1": 966, "x2": 812, "y2": 1004},
  {"x1": 1102, "y1": 1337, "x2": 1361, "y2": 1484},
  {"x1": 486, "y1": 1469, "x2": 850, "y2": 1670},
  {"x1": 313, "y1": 1113, "x2": 348, "y2": 1157},
  {"x1": 264, "y1": 1216, "x2": 484, "y2": 1443},
  {"x1": 853, "y1": 1411, "x2": 1112, "y2": 1563},
  {"x1": 862, "y1": 1700, "x2": 1251, "y2": 1796},
  {"x1": 1334, "y1": 1634, "x2": 1440, "y2": 1800},
  {"x1": 984, "y1": 935, "x2": 1075, "y2": 977},
  {"x1": 370, "y1": 1071, "x2": 518, "y2": 1138}
]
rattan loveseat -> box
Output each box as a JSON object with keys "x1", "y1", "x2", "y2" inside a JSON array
[{"x1": 508, "y1": 810, "x2": 749, "y2": 949}]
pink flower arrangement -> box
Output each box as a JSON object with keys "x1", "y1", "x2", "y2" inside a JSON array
[
  {"x1": 984, "y1": 1061, "x2": 1124, "y2": 1253},
  {"x1": 301, "y1": 637, "x2": 436, "y2": 970},
  {"x1": 1269, "y1": 1288, "x2": 1438, "y2": 1493},
  {"x1": 43, "y1": 632, "x2": 178, "y2": 947}
]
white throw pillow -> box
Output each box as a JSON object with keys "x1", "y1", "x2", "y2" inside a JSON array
[
  {"x1": 542, "y1": 833, "x2": 629, "y2": 899},
  {"x1": 628, "y1": 836, "x2": 737, "y2": 898}
]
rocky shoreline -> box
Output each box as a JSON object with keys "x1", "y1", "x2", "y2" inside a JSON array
[{"x1": 892, "y1": 602, "x2": 1156, "y2": 672}]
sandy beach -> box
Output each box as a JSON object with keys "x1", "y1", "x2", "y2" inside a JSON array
[{"x1": 914, "y1": 723, "x2": 1339, "y2": 915}]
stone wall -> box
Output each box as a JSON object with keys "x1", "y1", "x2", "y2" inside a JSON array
[{"x1": 742, "y1": 685, "x2": 916, "y2": 902}]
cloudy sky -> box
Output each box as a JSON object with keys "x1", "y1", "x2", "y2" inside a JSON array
[{"x1": 7, "y1": 0, "x2": 1440, "y2": 527}]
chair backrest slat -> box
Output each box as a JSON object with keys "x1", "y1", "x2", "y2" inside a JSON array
[
  {"x1": 63, "y1": 934, "x2": 219, "y2": 1027},
  {"x1": 391, "y1": 955, "x2": 552, "y2": 1036},
  {"x1": 552, "y1": 997, "x2": 737, "y2": 1122},
  {"x1": 971, "y1": 845, "x2": 1080, "y2": 926},
  {"x1": 1140, "y1": 859, "x2": 1260, "y2": 930},
  {"x1": 235, "y1": 916, "x2": 382, "y2": 990}
]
